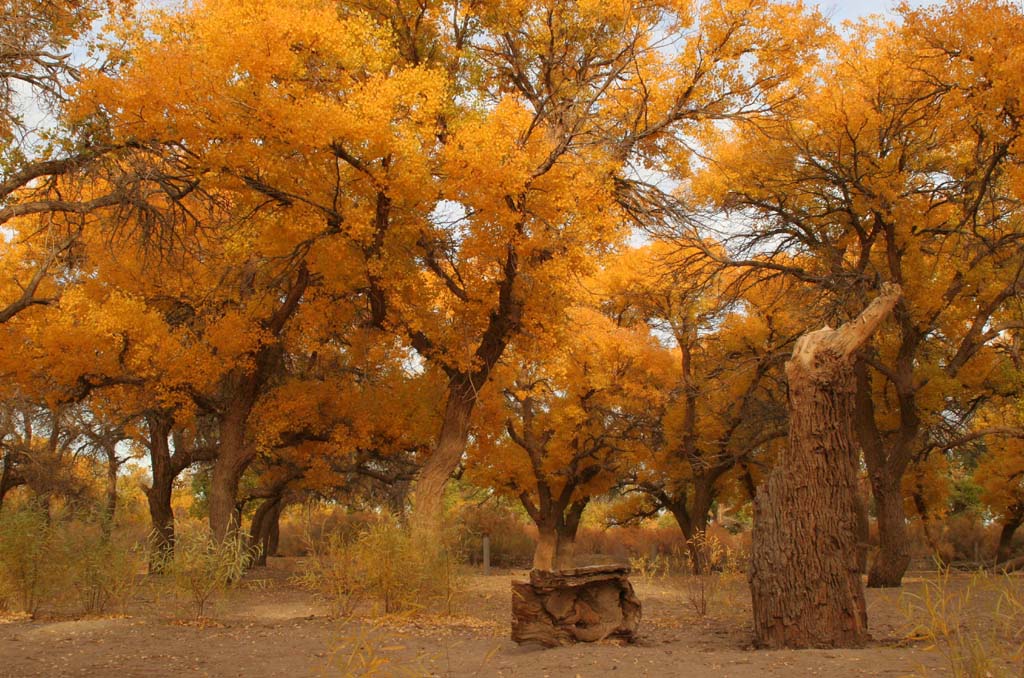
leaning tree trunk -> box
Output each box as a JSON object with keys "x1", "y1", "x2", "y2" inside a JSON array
[
  {"x1": 249, "y1": 496, "x2": 281, "y2": 567},
  {"x1": 408, "y1": 381, "x2": 474, "y2": 537},
  {"x1": 750, "y1": 284, "x2": 900, "y2": 649}
]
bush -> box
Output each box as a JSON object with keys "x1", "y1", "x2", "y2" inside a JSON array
[
  {"x1": 295, "y1": 515, "x2": 462, "y2": 616},
  {"x1": 0, "y1": 503, "x2": 63, "y2": 616},
  {"x1": 277, "y1": 503, "x2": 379, "y2": 557},
  {"x1": 0, "y1": 504, "x2": 143, "y2": 617},
  {"x1": 155, "y1": 522, "x2": 257, "y2": 620},
  {"x1": 65, "y1": 520, "x2": 142, "y2": 615}
]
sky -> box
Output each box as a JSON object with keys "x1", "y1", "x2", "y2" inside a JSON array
[{"x1": 817, "y1": 0, "x2": 928, "y2": 23}]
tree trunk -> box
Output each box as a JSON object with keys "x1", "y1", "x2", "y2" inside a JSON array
[
  {"x1": 671, "y1": 486, "x2": 716, "y2": 574},
  {"x1": 996, "y1": 509, "x2": 1023, "y2": 564},
  {"x1": 102, "y1": 444, "x2": 119, "y2": 538},
  {"x1": 0, "y1": 450, "x2": 25, "y2": 511},
  {"x1": 145, "y1": 415, "x2": 176, "y2": 572},
  {"x1": 854, "y1": 490, "x2": 870, "y2": 576},
  {"x1": 408, "y1": 382, "x2": 474, "y2": 537},
  {"x1": 534, "y1": 523, "x2": 577, "y2": 571},
  {"x1": 911, "y1": 483, "x2": 945, "y2": 561},
  {"x1": 249, "y1": 496, "x2": 281, "y2": 567},
  {"x1": 868, "y1": 474, "x2": 911, "y2": 588},
  {"x1": 267, "y1": 500, "x2": 283, "y2": 557},
  {"x1": 667, "y1": 502, "x2": 712, "y2": 575},
  {"x1": 854, "y1": 356, "x2": 917, "y2": 589},
  {"x1": 750, "y1": 284, "x2": 899, "y2": 649},
  {"x1": 209, "y1": 412, "x2": 251, "y2": 542}
]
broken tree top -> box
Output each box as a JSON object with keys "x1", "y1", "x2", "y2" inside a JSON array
[{"x1": 512, "y1": 565, "x2": 642, "y2": 647}]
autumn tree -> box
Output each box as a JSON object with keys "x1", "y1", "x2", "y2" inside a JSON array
[
  {"x1": 690, "y1": 0, "x2": 1024, "y2": 586},
  {"x1": 597, "y1": 244, "x2": 794, "y2": 572},
  {"x1": 469, "y1": 305, "x2": 671, "y2": 570},
  {"x1": 74, "y1": 0, "x2": 827, "y2": 536}
]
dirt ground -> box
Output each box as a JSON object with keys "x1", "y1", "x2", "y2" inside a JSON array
[{"x1": 0, "y1": 559, "x2": 1018, "y2": 677}]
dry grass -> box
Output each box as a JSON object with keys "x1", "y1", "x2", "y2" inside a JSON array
[{"x1": 901, "y1": 567, "x2": 1024, "y2": 677}]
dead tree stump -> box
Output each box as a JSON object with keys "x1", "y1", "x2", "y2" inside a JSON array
[
  {"x1": 750, "y1": 283, "x2": 901, "y2": 649},
  {"x1": 511, "y1": 565, "x2": 641, "y2": 646}
]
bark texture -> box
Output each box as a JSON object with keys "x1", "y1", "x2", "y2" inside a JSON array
[
  {"x1": 750, "y1": 284, "x2": 900, "y2": 649},
  {"x1": 511, "y1": 565, "x2": 641, "y2": 646}
]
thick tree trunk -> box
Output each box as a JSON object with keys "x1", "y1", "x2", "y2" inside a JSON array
[
  {"x1": 996, "y1": 510, "x2": 1023, "y2": 564},
  {"x1": 408, "y1": 383, "x2": 474, "y2": 537},
  {"x1": 530, "y1": 499, "x2": 587, "y2": 571},
  {"x1": 854, "y1": 355, "x2": 918, "y2": 588},
  {"x1": 868, "y1": 475, "x2": 911, "y2": 588},
  {"x1": 209, "y1": 413, "x2": 251, "y2": 542},
  {"x1": 0, "y1": 450, "x2": 25, "y2": 511},
  {"x1": 750, "y1": 285, "x2": 899, "y2": 649}
]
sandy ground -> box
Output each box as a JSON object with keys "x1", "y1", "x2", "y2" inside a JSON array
[{"x1": 0, "y1": 559, "x2": 1018, "y2": 677}]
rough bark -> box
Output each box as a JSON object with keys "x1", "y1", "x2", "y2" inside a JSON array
[
  {"x1": 750, "y1": 284, "x2": 900, "y2": 649},
  {"x1": 511, "y1": 565, "x2": 641, "y2": 646}
]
